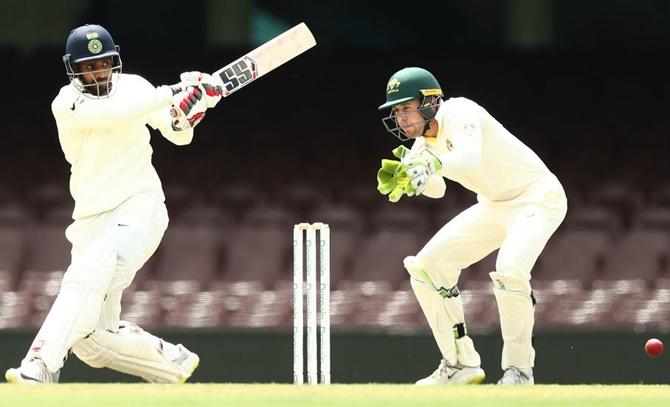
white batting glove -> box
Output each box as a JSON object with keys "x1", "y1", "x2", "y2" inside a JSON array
[
  {"x1": 170, "y1": 86, "x2": 207, "y2": 131},
  {"x1": 179, "y1": 71, "x2": 203, "y2": 86},
  {"x1": 179, "y1": 71, "x2": 223, "y2": 108}
]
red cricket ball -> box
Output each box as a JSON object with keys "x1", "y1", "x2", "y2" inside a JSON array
[{"x1": 645, "y1": 338, "x2": 664, "y2": 358}]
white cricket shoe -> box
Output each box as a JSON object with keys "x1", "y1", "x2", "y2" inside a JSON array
[
  {"x1": 5, "y1": 358, "x2": 60, "y2": 384},
  {"x1": 497, "y1": 366, "x2": 534, "y2": 385},
  {"x1": 415, "y1": 359, "x2": 486, "y2": 385},
  {"x1": 172, "y1": 344, "x2": 200, "y2": 383}
]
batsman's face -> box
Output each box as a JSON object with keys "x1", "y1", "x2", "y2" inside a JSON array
[
  {"x1": 392, "y1": 99, "x2": 425, "y2": 139},
  {"x1": 76, "y1": 57, "x2": 113, "y2": 87}
]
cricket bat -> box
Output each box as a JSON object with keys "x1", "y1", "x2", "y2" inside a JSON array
[{"x1": 212, "y1": 22, "x2": 316, "y2": 97}]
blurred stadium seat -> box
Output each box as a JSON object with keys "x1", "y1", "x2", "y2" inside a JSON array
[
  {"x1": 120, "y1": 289, "x2": 163, "y2": 328},
  {"x1": 220, "y1": 205, "x2": 291, "y2": 283},
  {"x1": 349, "y1": 205, "x2": 426, "y2": 285},
  {"x1": 0, "y1": 227, "x2": 26, "y2": 290},
  {"x1": 153, "y1": 224, "x2": 222, "y2": 284},
  {"x1": 0, "y1": 291, "x2": 31, "y2": 329},
  {"x1": 23, "y1": 224, "x2": 70, "y2": 276}
]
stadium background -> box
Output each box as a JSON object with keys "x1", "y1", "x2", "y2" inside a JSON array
[{"x1": 0, "y1": 0, "x2": 668, "y2": 383}]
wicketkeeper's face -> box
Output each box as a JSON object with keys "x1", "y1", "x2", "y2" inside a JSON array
[{"x1": 392, "y1": 99, "x2": 426, "y2": 139}]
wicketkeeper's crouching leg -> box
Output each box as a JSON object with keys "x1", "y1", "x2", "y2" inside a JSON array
[
  {"x1": 490, "y1": 271, "x2": 535, "y2": 385},
  {"x1": 404, "y1": 256, "x2": 485, "y2": 385},
  {"x1": 72, "y1": 321, "x2": 199, "y2": 383}
]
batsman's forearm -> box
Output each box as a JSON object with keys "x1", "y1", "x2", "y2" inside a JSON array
[{"x1": 155, "y1": 110, "x2": 194, "y2": 145}]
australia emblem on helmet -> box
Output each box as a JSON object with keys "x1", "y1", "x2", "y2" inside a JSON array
[{"x1": 386, "y1": 78, "x2": 400, "y2": 94}]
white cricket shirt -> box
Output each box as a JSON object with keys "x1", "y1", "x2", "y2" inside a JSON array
[
  {"x1": 51, "y1": 73, "x2": 194, "y2": 219},
  {"x1": 415, "y1": 97, "x2": 553, "y2": 202}
]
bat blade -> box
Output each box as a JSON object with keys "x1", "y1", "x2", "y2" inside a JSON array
[{"x1": 212, "y1": 22, "x2": 316, "y2": 97}]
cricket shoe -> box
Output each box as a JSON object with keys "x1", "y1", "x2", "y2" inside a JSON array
[
  {"x1": 415, "y1": 359, "x2": 485, "y2": 385},
  {"x1": 497, "y1": 366, "x2": 534, "y2": 385},
  {"x1": 5, "y1": 358, "x2": 60, "y2": 384},
  {"x1": 172, "y1": 344, "x2": 200, "y2": 383}
]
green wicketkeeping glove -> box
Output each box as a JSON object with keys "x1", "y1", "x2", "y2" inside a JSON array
[
  {"x1": 377, "y1": 145, "x2": 416, "y2": 203},
  {"x1": 387, "y1": 168, "x2": 411, "y2": 202},
  {"x1": 377, "y1": 159, "x2": 402, "y2": 195},
  {"x1": 392, "y1": 145, "x2": 411, "y2": 160}
]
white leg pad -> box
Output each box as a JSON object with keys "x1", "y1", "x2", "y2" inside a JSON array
[
  {"x1": 410, "y1": 278, "x2": 481, "y2": 367},
  {"x1": 26, "y1": 281, "x2": 105, "y2": 373},
  {"x1": 26, "y1": 231, "x2": 118, "y2": 373},
  {"x1": 455, "y1": 334, "x2": 481, "y2": 368},
  {"x1": 72, "y1": 322, "x2": 185, "y2": 383},
  {"x1": 490, "y1": 271, "x2": 535, "y2": 369},
  {"x1": 404, "y1": 256, "x2": 457, "y2": 294}
]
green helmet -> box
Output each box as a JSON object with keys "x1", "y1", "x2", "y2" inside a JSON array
[
  {"x1": 378, "y1": 67, "x2": 442, "y2": 110},
  {"x1": 379, "y1": 67, "x2": 443, "y2": 141}
]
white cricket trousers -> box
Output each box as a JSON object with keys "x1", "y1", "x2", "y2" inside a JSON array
[
  {"x1": 417, "y1": 175, "x2": 567, "y2": 286},
  {"x1": 27, "y1": 192, "x2": 168, "y2": 371}
]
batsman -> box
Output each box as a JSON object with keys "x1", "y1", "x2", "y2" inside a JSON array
[
  {"x1": 377, "y1": 67, "x2": 567, "y2": 385},
  {"x1": 5, "y1": 24, "x2": 222, "y2": 384}
]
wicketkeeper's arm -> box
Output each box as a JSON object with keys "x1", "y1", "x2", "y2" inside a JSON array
[
  {"x1": 421, "y1": 174, "x2": 446, "y2": 199},
  {"x1": 437, "y1": 109, "x2": 483, "y2": 171}
]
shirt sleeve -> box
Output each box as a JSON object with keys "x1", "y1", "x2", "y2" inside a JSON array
[
  {"x1": 147, "y1": 107, "x2": 194, "y2": 146},
  {"x1": 52, "y1": 79, "x2": 173, "y2": 131},
  {"x1": 437, "y1": 102, "x2": 483, "y2": 171},
  {"x1": 422, "y1": 174, "x2": 446, "y2": 199}
]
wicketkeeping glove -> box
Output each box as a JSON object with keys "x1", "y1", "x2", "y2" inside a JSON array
[
  {"x1": 376, "y1": 145, "x2": 415, "y2": 203},
  {"x1": 403, "y1": 149, "x2": 443, "y2": 196}
]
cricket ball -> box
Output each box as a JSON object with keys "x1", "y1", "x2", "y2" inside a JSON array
[{"x1": 645, "y1": 338, "x2": 664, "y2": 358}]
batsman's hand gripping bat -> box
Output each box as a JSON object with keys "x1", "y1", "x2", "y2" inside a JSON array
[{"x1": 212, "y1": 22, "x2": 316, "y2": 97}]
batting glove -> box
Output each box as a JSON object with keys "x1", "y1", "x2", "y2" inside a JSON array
[
  {"x1": 179, "y1": 71, "x2": 223, "y2": 108},
  {"x1": 170, "y1": 86, "x2": 207, "y2": 131}
]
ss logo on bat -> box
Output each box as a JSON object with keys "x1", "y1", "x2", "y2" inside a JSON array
[{"x1": 219, "y1": 57, "x2": 258, "y2": 95}]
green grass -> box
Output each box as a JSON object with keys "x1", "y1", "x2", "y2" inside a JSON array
[{"x1": 1, "y1": 384, "x2": 669, "y2": 407}]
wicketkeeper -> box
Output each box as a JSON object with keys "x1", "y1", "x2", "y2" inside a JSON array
[{"x1": 377, "y1": 67, "x2": 567, "y2": 385}]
